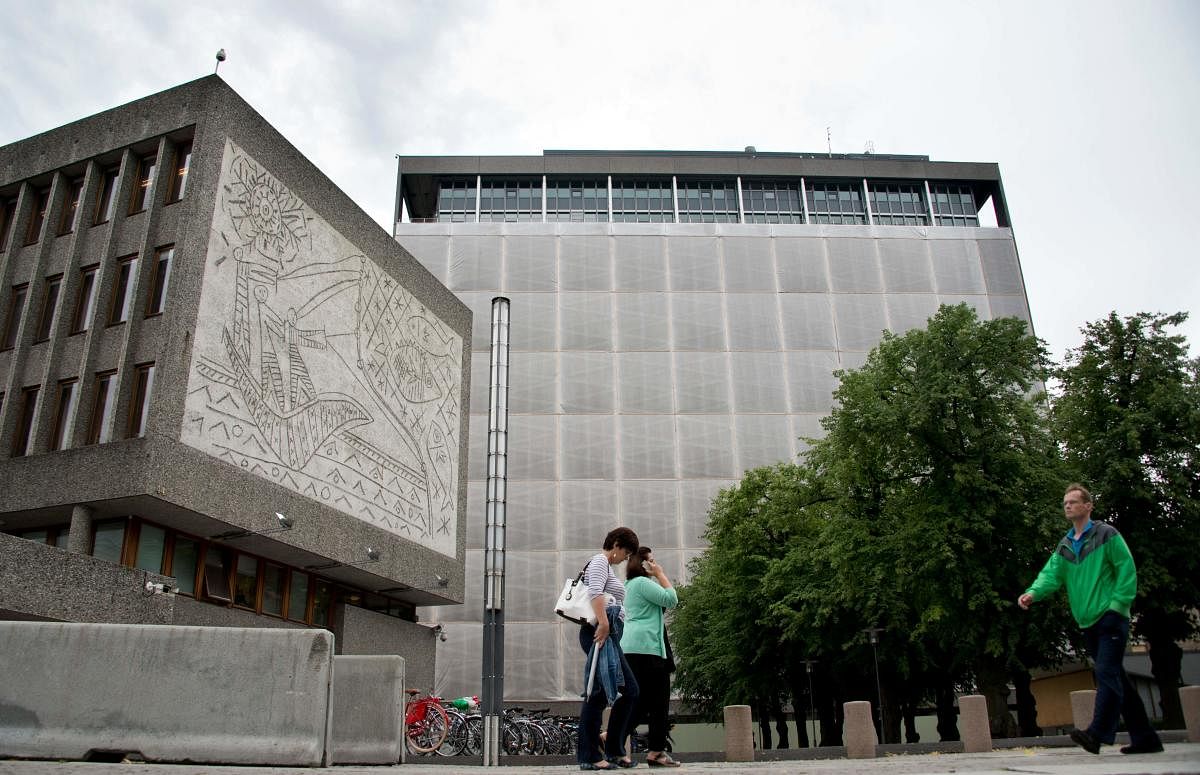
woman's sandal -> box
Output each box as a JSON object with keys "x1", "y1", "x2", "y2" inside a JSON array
[
  {"x1": 580, "y1": 762, "x2": 613, "y2": 771},
  {"x1": 611, "y1": 757, "x2": 637, "y2": 768},
  {"x1": 647, "y1": 752, "x2": 681, "y2": 767}
]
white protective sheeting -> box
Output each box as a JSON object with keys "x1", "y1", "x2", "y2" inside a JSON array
[{"x1": 396, "y1": 226, "x2": 1026, "y2": 702}]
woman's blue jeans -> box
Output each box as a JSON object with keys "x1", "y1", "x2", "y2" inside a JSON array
[
  {"x1": 577, "y1": 618, "x2": 640, "y2": 764},
  {"x1": 1083, "y1": 611, "x2": 1158, "y2": 747}
]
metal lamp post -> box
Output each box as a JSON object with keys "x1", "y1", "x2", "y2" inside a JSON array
[{"x1": 863, "y1": 627, "x2": 886, "y2": 742}]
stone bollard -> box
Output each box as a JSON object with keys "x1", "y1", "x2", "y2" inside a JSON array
[
  {"x1": 843, "y1": 700, "x2": 877, "y2": 759},
  {"x1": 958, "y1": 695, "x2": 992, "y2": 753},
  {"x1": 723, "y1": 705, "x2": 754, "y2": 762},
  {"x1": 1181, "y1": 685, "x2": 1200, "y2": 743},
  {"x1": 1070, "y1": 689, "x2": 1096, "y2": 732}
]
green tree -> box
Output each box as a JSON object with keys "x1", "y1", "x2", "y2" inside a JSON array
[{"x1": 1052, "y1": 311, "x2": 1200, "y2": 727}]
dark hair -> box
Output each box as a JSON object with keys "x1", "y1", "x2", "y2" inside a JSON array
[
  {"x1": 603, "y1": 526, "x2": 639, "y2": 553},
  {"x1": 626, "y1": 547, "x2": 653, "y2": 580},
  {"x1": 1064, "y1": 483, "x2": 1093, "y2": 503}
]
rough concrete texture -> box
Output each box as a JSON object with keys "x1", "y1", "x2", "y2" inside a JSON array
[
  {"x1": 1182, "y1": 685, "x2": 1200, "y2": 743},
  {"x1": 0, "y1": 622, "x2": 333, "y2": 766},
  {"x1": 722, "y1": 705, "x2": 753, "y2": 762},
  {"x1": 333, "y1": 605, "x2": 434, "y2": 690},
  {"x1": 1071, "y1": 689, "x2": 1096, "y2": 731},
  {"x1": 843, "y1": 700, "x2": 877, "y2": 759},
  {"x1": 330, "y1": 655, "x2": 404, "y2": 765},
  {"x1": 958, "y1": 694, "x2": 992, "y2": 753}
]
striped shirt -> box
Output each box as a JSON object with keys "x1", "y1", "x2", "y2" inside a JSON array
[{"x1": 584, "y1": 553, "x2": 626, "y2": 619}]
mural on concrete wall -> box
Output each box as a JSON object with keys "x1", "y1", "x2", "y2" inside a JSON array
[{"x1": 181, "y1": 140, "x2": 461, "y2": 556}]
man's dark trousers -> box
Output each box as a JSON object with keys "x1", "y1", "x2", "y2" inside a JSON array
[{"x1": 1083, "y1": 611, "x2": 1160, "y2": 748}]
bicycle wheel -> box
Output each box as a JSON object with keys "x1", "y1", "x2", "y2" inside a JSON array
[
  {"x1": 436, "y1": 708, "x2": 466, "y2": 757},
  {"x1": 461, "y1": 715, "x2": 484, "y2": 756},
  {"x1": 406, "y1": 702, "x2": 450, "y2": 754}
]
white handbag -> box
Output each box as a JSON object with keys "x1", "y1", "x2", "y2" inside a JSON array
[{"x1": 554, "y1": 565, "x2": 595, "y2": 624}]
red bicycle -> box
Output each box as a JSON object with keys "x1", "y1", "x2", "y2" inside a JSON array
[{"x1": 404, "y1": 689, "x2": 450, "y2": 754}]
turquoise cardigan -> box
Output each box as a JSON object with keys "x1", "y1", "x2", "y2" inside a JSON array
[{"x1": 621, "y1": 575, "x2": 679, "y2": 658}]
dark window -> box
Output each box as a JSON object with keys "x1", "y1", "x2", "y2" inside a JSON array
[
  {"x1": 170, "y1": 536, "x2": 200, "y2": 596},
  {"x1": 478, "y1": 178, "x2": 541, "y2": 222},
  {"x1": 233, "y1": 554, "x2": 260, "y2": 609},
  {"x1": 108, "y1": 254, "x2": 138, "y2": 324},
  {"x1": 133, "y1": 523, "x2": 166, "y2": 573},
  {"x1": 262, "y1": 563, "x2": 286, "y2": 617},
  {"x1": 50, "y1": 379, "x2": 78, "y2": 451},
  {"x1": 202, "y1": 546, "x2": 233, "y2": 602},
  {"x1": 2, "y1": 284, "x2": 29, "y2": 350},
  {"x1": 0, "y1": 197, "x2": 17, "y2": 251},
  {"x1": 25, "y1": 188, "x2": 50, "y2": 245},
  {"x1": 287, "y1": 570, "x2": 310, "y2": 621},
  {"x1": 312, "y1": 580, "x2": 333, "y2": 627},
  {"x1": 145, "y1": 246, "x2": 173, "y2": 315},
  {"x1": 436, "y1": 179, "x2": 477, "y2": 222},
  {"x1": 166, "y1": 142, "x2": 192, "y2": 203},
  {"x1": 33, "y1": 275, "x2": 62, "y2": 342},
  {"x1": 86, "y1": 370, "x2": 116, "y2": 445},
  {"x1": 58, "y1": 178, "x2": 84, "y2": 235},
  {"x1": 70, "y1": 265, "x2": 98, "y2": 334},
  {"x1": 93, "y1": 167, "x2": 119, "y2": 225},
  {"x1": 12, "y1": 386, "x2": 40, "y2": 456},
  {"x1": 869, "y1": 182, "x2": 929, "y2": 226},
  {"x1": 545, "y1": 179, "x2": 608, "y2": 222},
  {"x1": 930, "y1": 183, "x2": 979, "y2": 227},
  {"x1": 805, "y1": 180, "x2": 867, "y2": 225},
  {"x1": 128, "y1": 153, "x2": 156, "y2": 214},
  {"x1": 611, "y1": 179, "x2": 674, "y2": 223},
  {"x1": 741, "y1": 180, "x2": 804, "y2": 224},
  {"x1": 92, "y1": 520, "x2": 127, "y2": 564},
  {"x1": 127, "y1": 362, "x2": 155, "y2": 438},
  {"x1": 677, "y1": 179, "x2": 740, "y2": 223}
]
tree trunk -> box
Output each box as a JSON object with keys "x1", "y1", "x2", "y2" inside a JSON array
[
  {"x1": 1147, "y1": 633, "x2": 1185, "y2": 729},
  {"x1": 935, "y1": 681, "x2": 960, "y2": 742},
  {"x1": 976, "y1": 663, "x2": 1019, "y2": 738},
  {"x1": 1012, "y1": 668, "x2": 1041, "y2": 737}
]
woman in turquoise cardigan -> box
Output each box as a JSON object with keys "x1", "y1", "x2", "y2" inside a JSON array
[{"x1": 623, "y1": 547, "x2": 680, "y2": 768}]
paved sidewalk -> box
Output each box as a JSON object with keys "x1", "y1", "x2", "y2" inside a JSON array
[{"x1": 2, "y1": 743, "x2": 1199, "y2": 775}]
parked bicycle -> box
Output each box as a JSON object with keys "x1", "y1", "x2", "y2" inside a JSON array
[{"x1": 404, "y1": 689, "x2": 449, "y2": 755}]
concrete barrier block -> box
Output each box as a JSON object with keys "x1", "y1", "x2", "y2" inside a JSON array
[
  {"x1": 1181, "y1": 685, "x2": 1200, "y2": 743},
  {"x1": 330, "y1": 655, "x2": 404, "y2": 764},
  {"x1": 1070, "y1": 689, "x2": 1096, "y2": 732},
  {"x1": 844, "y1": 700, "x2": 877, "y2": 759},
  {"x1": 0, "y1": 622, "x2": 333, "y2": 765},
  {"x1": 958, "y1": 694, "x2": 992, "y2": 753},
  {"x1": 723, "y1": 705, "x2": 753, "y2": 762}
]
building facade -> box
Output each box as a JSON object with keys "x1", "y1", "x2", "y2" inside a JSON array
[
  {"x1": 393, "y1": 150, "x2": 1032, "y2": 702},
  {"x1": 0, "y1": 77, "x2": 471, "y2": 687}
]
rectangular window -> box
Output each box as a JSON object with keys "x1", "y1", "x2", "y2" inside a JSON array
[
  {"x1": 50, "y1": 379, "x2": 78, "y2": 451},
  {"x1": 287, "y1": 570, "x2": 310, "y2": 621},
  {"x1": 262, "y1": 563, "x2": 286, "y2": 617},
  {"x1": 91, "y1": 520, "x2": 126, "y2": 564},
  {"x1": 129, "y1": 154, "x2": 156, "y2": 214},
  {"x1": 170, "y1": 536, "x2": 199, "y2": 596},
  {"x1": 2, "y1": 284, "x2": 29, "y2": 350},
  {"x1": 134, "y1": 523, "x2": 166, "y2": 573},
  {"x1": 233, "y1": 554, "x2": 259, "y2": 609},
  {"x1": 145, "y1": 246, "x2": 173, "y2": 315},
  {"x1": 70, "y1": 265, "x2": 99, "y2": 334},
  {"x1": 86, "y1": 370, "x2": 117, "y2": 445},
  {"x1": 312, "y1": 580, "x2": 333, "y2": 627},
  {"x1": 33, "y1": 275, "x2": 62, "y2": 342},
  {"x1": 127, "y1": 362, "x2": 155, "y2": 438},
  {"x1": 478, "y1": 178, "x2": 542, "y2": 222},
  {"x1": 12, "y1": 386, "x2": 40, "y2": 456},
  {"x1": 435, "y1": 179, "x2": 478, "y2": 222},
  {"x1": 25, "y1": 188, "x2": 50, "y2": 245},
  {"x1": 611, "y1": 179, "x2": 675, "y2": 222},
  {"x1": 202, "y1": 547, "x2": 233, "y2": 602},
  {"x1": 93, "y1": 167, "x2": 119, "y2": 225},
  {"x1": 677, "y1": 179, "x2": 741, "y2": 223},
  {"x1": 545, "y1": 179, "x2": 609, "y2": 222},
  {"x1": 166, "y1": 142, "x2": 192, "y2": 203},
  {"x1": 930, "y1": 183, "x2": 980, "y2": 227},
  {"x1": 868, "y1": 182, "x2": 929, "y2": 226},
  {"x1": 58, "y1": 178, "x2": 84, "y2": 235},
  {"x1": 0, "y1": 197, "x2": 17, "y2": 251},
  {"x1": 805, "y1": 180, "x2": 867, "y2": 225},
  {"x1": 108, "y1": 254, "x2": 138, "y2": 324},
  {"x1": 741, "y1": 180, "x2": 804, "y2": 224}
]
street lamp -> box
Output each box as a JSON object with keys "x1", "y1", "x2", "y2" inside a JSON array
[
  {"x1": 802, "y1": 659, "x2": 818, "y2": 748},
  {"x1": 863, "y1": 627, "x2": 886, "y2": 742}
]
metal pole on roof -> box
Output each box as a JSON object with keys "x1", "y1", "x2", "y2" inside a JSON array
[{"x1": 481, "y1": 296, "x2": 510, "y2": 766}]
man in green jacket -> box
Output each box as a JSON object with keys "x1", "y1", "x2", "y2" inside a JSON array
[{"x1": 1018, "y1": 483, "x2": 1163, "y2": 756}]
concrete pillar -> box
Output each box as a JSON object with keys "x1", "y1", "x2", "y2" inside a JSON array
[
  {"x1": 1181, "y1": 685, "x2": 1200, "y2": 743},
  {"x1": 723, "y1": 705, "x2": 753, "y2": 762},
  {"x1": 66, "y1": 504, "x2": 94, "y2": 555},
  {"x1": 843, "y1": 700, "x2": 877, "y2": 759},
  {"x1": 1070, "y1": 690, "x2": 1096, "y2": 732},
  {"x1": 958, "y1": 694, "x2": 992, "y2": 753}
]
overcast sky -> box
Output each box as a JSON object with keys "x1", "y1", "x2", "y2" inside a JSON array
[{"x1": 2, "y1": 0, "x2": 1197, "y2": 363}]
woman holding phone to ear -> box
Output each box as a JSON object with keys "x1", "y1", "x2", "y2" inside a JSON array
[{"x1": 622, "y1": 547, "x2": 681, "y2": 768}]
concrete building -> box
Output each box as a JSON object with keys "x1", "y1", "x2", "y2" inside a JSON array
[
  {"x1": 0, "y1": 76, "x2": 471, "y2": 688},
  {"x1": 393, "y1": 151, "x2": 1031, "y2": 703}
]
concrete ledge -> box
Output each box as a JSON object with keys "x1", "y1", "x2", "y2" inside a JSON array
[
  {"x1": 0, "y1": 622, "x2": 333, "y2": 765},
  {"x1": 1182, "y1": 685, "x2": 1200, "y2": 743},
  {"x1": 330, "y1": 655, "x2": 404, "y2": 764}
]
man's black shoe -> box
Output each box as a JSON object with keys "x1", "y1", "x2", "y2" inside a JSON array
[
  {"x1": 1070, "y1": 728, "x2": 1101, "y2": 755},
  {"x1": 1120, "y1": 740, "x2": 1164, "y2": 754}
]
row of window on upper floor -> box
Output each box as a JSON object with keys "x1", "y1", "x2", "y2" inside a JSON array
[
  {"x1": 0, "y1": 140, "x2": 191, "y2": 253},
  {"x1": 4, "y1": 359, "x2": 155, "y2": 458},
  {"x1": 423, "y1": 176, "x2": 988, "y2": 228}
]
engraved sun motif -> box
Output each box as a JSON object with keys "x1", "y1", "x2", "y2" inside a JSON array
[{"x1": 224, "y1": 155, "x2": 308, "y2": 266}]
